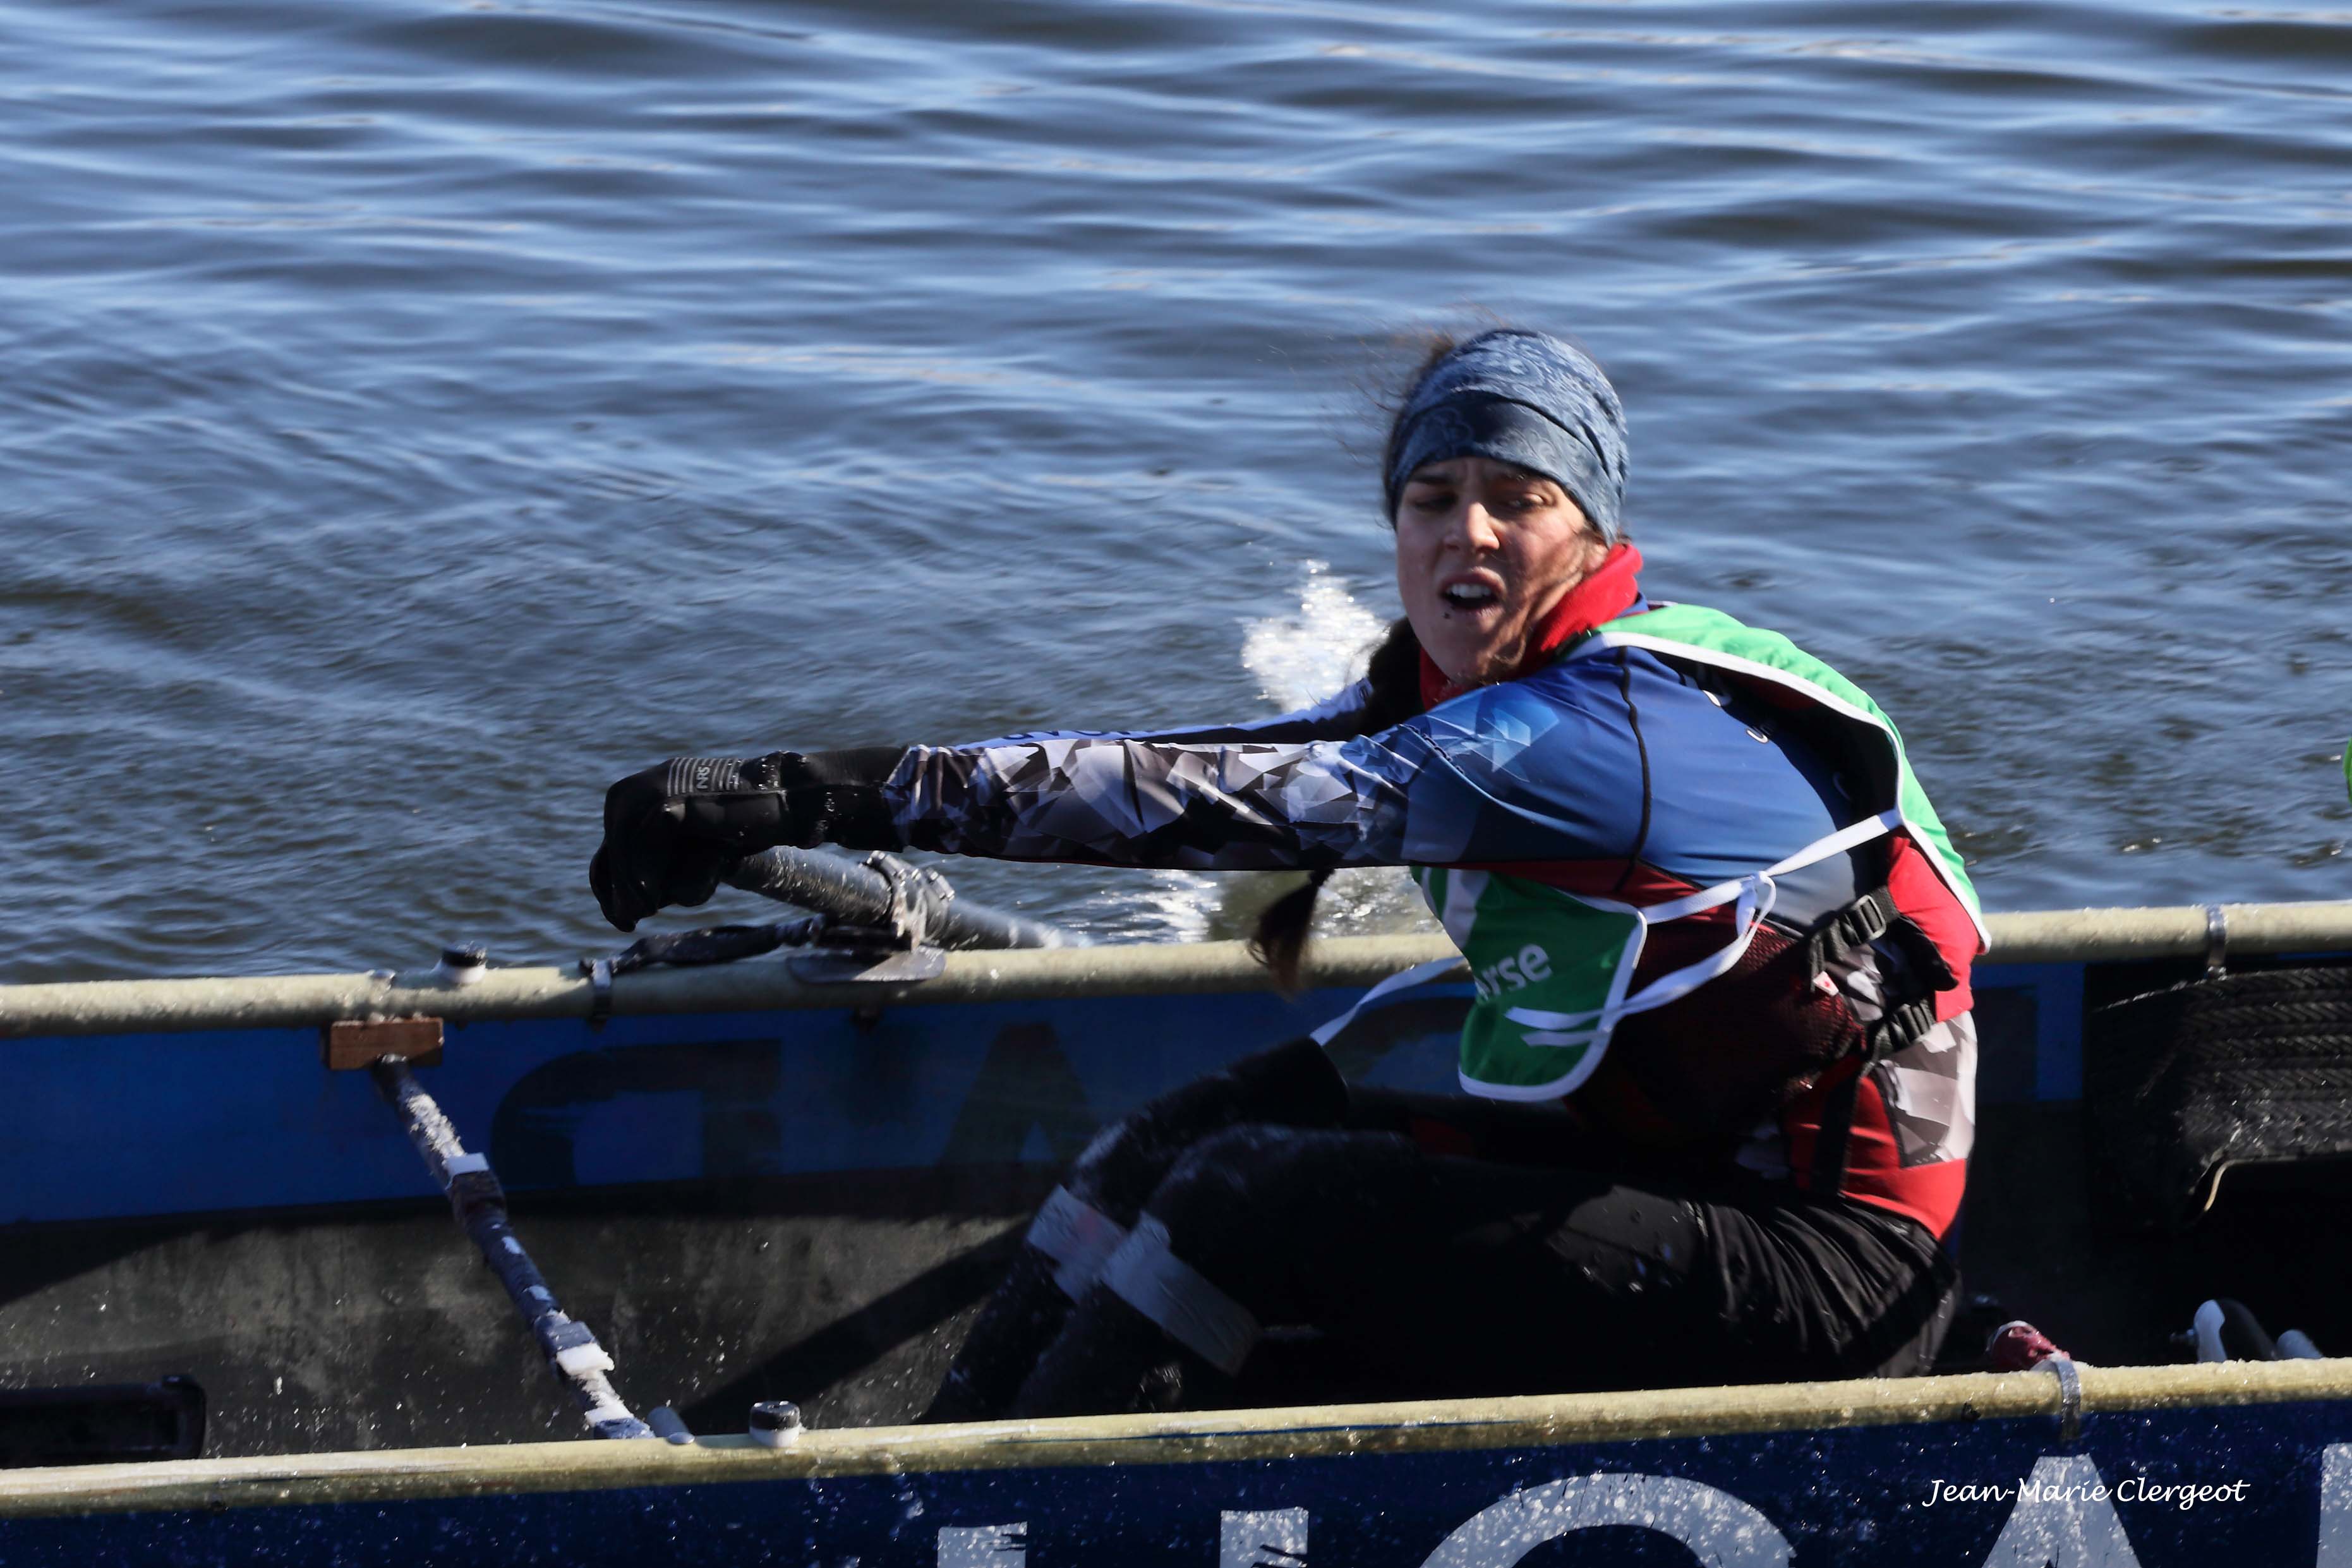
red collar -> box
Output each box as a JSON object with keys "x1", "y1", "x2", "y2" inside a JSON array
[{"x1": 1418, "y1": 543, "x2": 1646, "y2": 708}]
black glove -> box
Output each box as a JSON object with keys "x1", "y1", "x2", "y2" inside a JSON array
[{"x1": 589, "y1": 749, "x2": 903, "y2": 932}]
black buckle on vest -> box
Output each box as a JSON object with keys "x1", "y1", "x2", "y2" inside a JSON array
[
  {"x1": 1802, "y1": 887, "x2": 1898, "y2": 980},
  {"x1": 1804, "y1": 884, "x2": 1959, "y2": 997},
  {"x1": 1866, "y1": 994, "x2": 1941, "y2": 1065},
  {"x1": 1804, "y1": 885, "x2": 1955, "y2": 1196}
]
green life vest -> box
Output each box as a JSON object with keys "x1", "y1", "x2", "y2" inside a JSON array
[{"x1": 1319, "y1": 603, "x2": 1984, "y2": 1103}]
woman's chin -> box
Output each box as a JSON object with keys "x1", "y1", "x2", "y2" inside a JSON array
[{"x1": 1428, "y1": 644, "x2": 1513, "y2": 691}]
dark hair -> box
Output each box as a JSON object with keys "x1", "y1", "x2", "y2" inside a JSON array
[
  {"x1": 1247, "y1": 339, "x2": 1465, "y2": 989},
  {"x1": 1246, "y1": 614, "x2": 1426, "y2": 990},
  {"x1": 1378, "y1": 332, "x2": 1465, "y2": 529}
]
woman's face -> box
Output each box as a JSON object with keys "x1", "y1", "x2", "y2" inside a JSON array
[{"x1": 1394, "y1": 455, "x2": 1608, "y2": 690}]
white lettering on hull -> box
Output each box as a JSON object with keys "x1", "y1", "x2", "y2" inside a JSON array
[
  {"x1": 1221, "y1": 1509, "x2": 1308, "y2": 1567},
  {"x1": 931, "y1": 1444, "x2": 2352, "y2": 1565},
  {"x1": 938, "y1": 1522, "x2": 1027, "y2": 1566},
  {"x1": 1978, "y1": 1456, "x2": 2144, "y2": 1567},
  {"x1": 1414, "y1": 1473, "x2": 1791, "y2": 1567},
  {"x1": 2319, "y1": 1446, "x2": 2352, "y2": 1568}
]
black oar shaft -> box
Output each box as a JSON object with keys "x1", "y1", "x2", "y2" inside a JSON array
[
  {"x1": 370, "y1": 1058, "x2": 651, "y2": 1440},
  {"x1": 724, "y1": 847, "x2": 1079, "y2": 950}
]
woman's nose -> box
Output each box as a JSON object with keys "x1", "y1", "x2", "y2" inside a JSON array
[{"x1": 1448, "y1": 503, "x2": 1501, "y2": 551}]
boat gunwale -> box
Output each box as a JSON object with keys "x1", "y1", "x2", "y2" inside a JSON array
[
  {"x1": 2, "y1": 1357, "x2": 2349, "y2": 1519},
  {"x1": 4, "y1": 900, "x2": 2351, "y2": 1041}
]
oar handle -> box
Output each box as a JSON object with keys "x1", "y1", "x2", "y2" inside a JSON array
[{"x1": 723, "y1": 846, "x2": 1082, "y2": 951}]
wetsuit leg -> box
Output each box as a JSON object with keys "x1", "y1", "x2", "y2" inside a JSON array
[
  {"x1": 1705, "y1": 1188, "x2": 1960, "y2": 1378},
  {"x1": 922, "y1": 1038, "x2": 1348, "y2": 1423},
  {"x1": 1006, "y1": 1125, "x2": 1713, "y2": 1415},
  {"x1": 1342, "y1": 1088, "x2": 1961, "y2": 1380},
  {"x1": 1006, "y1": 1125, "x2": 1955, "y2": 1417}
]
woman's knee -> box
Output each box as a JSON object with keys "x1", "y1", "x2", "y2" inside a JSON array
[
  {"x1": 1154, "y1": 1121, "x2": 1308, "y2": 1206},
  {"x1": 1066, "y1": 1039, "x2": 1348, "y2": 1206},
  {"x1": 1082, "y1": 1126, "x2": 1365, "y2": 1382},
  {"x1": 1145, "y1": 1126, "x2": 1416, "y2": 1269}
]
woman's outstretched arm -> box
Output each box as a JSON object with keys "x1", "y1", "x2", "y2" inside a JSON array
[
  {"x1": 587, "y1": 685, "x2": 1422, "y2": 928},
  {"x1": 589, "y1": 673, "x2": 1630, "y2": 930},
  {"x1": 875, "y1": 727, "x2": 1415, "y2": 870}
]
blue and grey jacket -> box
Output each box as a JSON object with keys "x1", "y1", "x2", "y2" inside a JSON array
[{"x1": 834, "y1": 596, "x2": 1983, "y2": 1235}]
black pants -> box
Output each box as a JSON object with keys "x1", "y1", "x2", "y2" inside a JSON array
[{"x1": 925, "y1": 1040, "x2": 1958, "y2": 1421}]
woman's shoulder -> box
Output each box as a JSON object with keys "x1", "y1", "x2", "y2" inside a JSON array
[
  {"x1": 1402, "y1": 659, "x2": 1651, "y2": 782},
  {"x1": 1584, "y1": 601, "x2": 1857, "y2": 692}
]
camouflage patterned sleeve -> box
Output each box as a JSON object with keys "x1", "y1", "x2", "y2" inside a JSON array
[
  {"x1": 1091, "y1": 677, "x2": 1384, "y2": 746},
  {"x1": 877, "y1": 714, "x2": 1423, "y2": 871}
]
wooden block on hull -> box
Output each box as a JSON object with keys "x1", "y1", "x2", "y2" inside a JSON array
[{"x1": 320, "y1": 1017, "x2": 443, "y2": 1071}]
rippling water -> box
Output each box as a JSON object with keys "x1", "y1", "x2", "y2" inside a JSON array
[{"x1": 4, "y1": 0, "x2": 2349, "y2": 980}]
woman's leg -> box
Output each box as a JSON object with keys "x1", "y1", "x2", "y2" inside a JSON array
[
  {"x1": 1005, "y1": 1125, "x2": 1955, "y2": 1418},
  {"x1": 922, "y1": 1037, "x2": 1349, "y2": 1423},
  {"x1": 1706, "y1": 1188, "x2": 1960, "y2": 1380},
  {"x1": 1005, "y1": 1125, "x2": 1720, "y2": 1416}
]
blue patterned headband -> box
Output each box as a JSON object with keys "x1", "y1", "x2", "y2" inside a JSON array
[{"x1": 1384, "y1": 330, "x2": 1629, "y2": 541}]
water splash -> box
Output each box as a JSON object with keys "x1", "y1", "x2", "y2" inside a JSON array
[
  {"x1": 1221, "y1": 565, "x2": 1435, "y2": 943},
  {"x1": 1240, "y1": 560, "x2": 1387, "y2": 711}
]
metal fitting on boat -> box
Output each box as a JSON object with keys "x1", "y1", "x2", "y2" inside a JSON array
[
  {"x1": 748, "y1": 1400, "x2": 803, "y2": 1447},
  {"x1": 435, "y1": 943, "x2": 488, "y2": 987},
  {"x1": 2038, "y1": 1355, "x2": 2084, "y2": 1445},
  {"x1": 579, "y1": 955, "x2": 615, "y2": 1027}
]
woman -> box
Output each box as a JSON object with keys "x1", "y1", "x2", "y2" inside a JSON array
[{"x1": 590, "y1": 329, "x2": 1985, "y2": 1418}]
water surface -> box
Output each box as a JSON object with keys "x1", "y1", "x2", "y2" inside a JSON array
[{"x1": 4, "y1": 0, "x2": 2348, "y2": 979}]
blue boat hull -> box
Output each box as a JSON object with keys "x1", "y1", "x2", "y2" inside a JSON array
[
  {"x1": 0, "y1": 962, "x2": 2086, "y2": 1226},
  {"x1": 0, "y1": 953, "x2": 2300, "y2": 1450},
  {"x1": 1, "y1": 932, "x2": 2348, "y2": 1566},
  {"x1": 0, "y1": 1366, "x2": 2347, "y2": 1565}
]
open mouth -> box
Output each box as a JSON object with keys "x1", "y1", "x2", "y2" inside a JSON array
[{"x1": 1441, "y1": 581, "x2": 1502, "y2": 611}]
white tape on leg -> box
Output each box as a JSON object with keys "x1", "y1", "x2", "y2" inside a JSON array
[
  {"x1": 1025, "y1": 1185, "x2": 1131, "y2": 1299},
  {"x1": 1099, "y1": 1216, "x2": 1260, "y2": 1376}
]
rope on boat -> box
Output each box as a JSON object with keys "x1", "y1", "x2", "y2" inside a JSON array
[{"x1": 368, "y1": 1057, "x2": 653, "y2": 1441}]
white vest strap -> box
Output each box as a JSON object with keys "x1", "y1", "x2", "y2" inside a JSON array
[
  {"x1": 1608, "y1": 808, "x2": 1903, "y2": 1021},
  {"x1": 1637, "y1": 808, "x2": 1903, "y2": 924},
  {"x1": 1500, "y1": 809, "x2": 1905, "y2": 1034},
  {"x1": 1308, "y1": 956, "x2": 1464, "y2": 1048},
  {"x1": 1319, "y1": 809, "x2": 1903, "y2": 1075}
]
